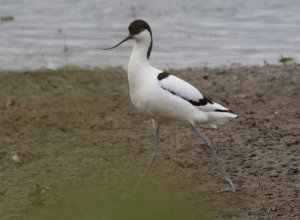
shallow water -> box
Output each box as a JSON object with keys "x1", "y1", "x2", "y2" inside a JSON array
[{"x1": 0, "y1": 0, "x2": 300, "y2": 70}]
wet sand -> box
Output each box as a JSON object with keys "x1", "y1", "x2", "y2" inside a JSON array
[{"x1": 0, "y1": 65, "x2": 299, "y2": 219}]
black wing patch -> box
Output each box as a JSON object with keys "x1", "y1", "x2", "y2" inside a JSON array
[
  {"x1": 189, "y1": 96, "x2": 213, "y2": 106},
  {"x1": 157, "y1": 72, "x2": 170, "y2": 80}
]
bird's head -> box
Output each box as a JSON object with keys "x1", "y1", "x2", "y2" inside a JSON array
[{"x1": 102, "y1": 19, "x2": 153, "y2": 58}]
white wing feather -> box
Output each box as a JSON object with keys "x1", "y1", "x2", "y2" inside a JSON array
[
  {"x1": 158, "y1": 73, "x2": 235, "y2": 116},
  {"x1": 158, "y1": 75, "x2": 204, "y2": 103}
]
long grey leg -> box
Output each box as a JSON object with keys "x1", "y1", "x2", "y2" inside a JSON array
[
  {"x1": 190, "y1": 123, "x2": 235, "y2": 192},
  {"x1": 134, "y1": 120, "x2": 160, "y2": 191}
]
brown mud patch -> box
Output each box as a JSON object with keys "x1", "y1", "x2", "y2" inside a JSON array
[{"x1": 0, "y1": 65, "x2": 299, "y2": 219}]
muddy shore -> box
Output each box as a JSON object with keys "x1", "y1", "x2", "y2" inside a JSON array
[{"x1": 0, "y1": 65, "x2": 299, "y2": 219}]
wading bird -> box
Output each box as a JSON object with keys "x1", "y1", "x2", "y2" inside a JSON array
[{"x1": 102, "y1": 19, "x2": 237, "y2": 192}]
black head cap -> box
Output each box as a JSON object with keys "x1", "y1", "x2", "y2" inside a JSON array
[
  {"x1": 128, "y1": 19, "x2": 153, "y2": 59},
  {"x1": 128, "y1": 19, "x2": 152, "y2": 36}
]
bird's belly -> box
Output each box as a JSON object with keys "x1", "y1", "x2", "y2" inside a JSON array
[
  {"x1": 129, "y1": 87, "x2": 200, "y2": 123},
  {"x1": 129, "y1": 89, "x2": 150, "y2": 114}
]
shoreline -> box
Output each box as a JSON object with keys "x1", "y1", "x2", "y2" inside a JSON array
[{"x1": 0, "y1": 61, "x2": 296, "y2": 73}]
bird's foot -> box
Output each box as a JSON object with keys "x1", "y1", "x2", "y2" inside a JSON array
[{"x1": 220, "y1": 179, "x2": 235, "y2": 193}]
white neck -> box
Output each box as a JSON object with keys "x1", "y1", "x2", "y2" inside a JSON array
[
  {"x1": 128, "y1": 30, "x2": 153, "y2": 74},
  {"x1": 127, "y1": 32, "x2": 155, "y2": 98},
  {"x1": 128, "y1": 40, "x2": 150, "y2": 73}
]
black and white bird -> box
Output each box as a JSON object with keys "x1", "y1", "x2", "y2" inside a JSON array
[{"x1": 103, "y1": 19, "x2": 237, "y2": 192}]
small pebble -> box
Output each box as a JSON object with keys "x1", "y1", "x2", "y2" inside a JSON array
[
  {"x1": 12, "y1": 155, "x2": 21, "y2": 163},
  {"x1": 6, "y1": 99, "x2": 15, "y2": 107}
]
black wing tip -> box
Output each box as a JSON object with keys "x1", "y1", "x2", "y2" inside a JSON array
[{"x1": 214, "y1": 109, "x2": 235, "y2": 114}]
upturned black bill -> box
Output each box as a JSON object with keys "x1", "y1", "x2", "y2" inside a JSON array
[{"x1": 101, "y1": 35, "x2": 132, "y2": 50}]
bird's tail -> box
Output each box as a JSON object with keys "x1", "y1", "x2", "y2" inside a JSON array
[{"x1": 199, "y1": 102, "x2": 238, "y2": 128}]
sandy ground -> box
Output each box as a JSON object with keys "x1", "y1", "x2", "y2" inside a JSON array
[{"x1": 0, "y1": 65, "x2": 299, "y2": 219}]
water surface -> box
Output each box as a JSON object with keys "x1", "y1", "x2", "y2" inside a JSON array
[{"x1": 0, "y1": 0, "x2": 300, "y2": 70}]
